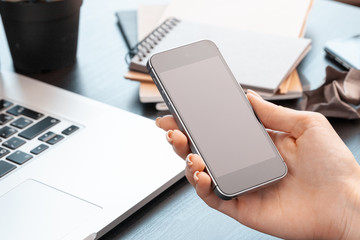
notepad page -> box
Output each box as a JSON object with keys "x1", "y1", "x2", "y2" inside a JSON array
[
  {"x1": 138, "y1": 5, "x2": 166, "y2": 41},
  {"x1": 158, "y1": 0, "x2": 313, "y2": 38}
]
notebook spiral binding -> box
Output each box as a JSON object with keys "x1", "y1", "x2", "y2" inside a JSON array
[{"x1": 125, "y1": 18, "x2": 180, "y2": 65}]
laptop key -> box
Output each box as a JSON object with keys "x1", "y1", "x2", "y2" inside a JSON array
[
  {"x1": 11, "y1": 117, "x2": 33, "y2": 129},
  {"x1": 0, "y1": 160, "x2": 16, "y2": 178},
  {"x1": 2, "y1": 137, "x2": 26, "y2": 150},
  {"x1": 0, "y1": 99, "x2": 13, "y2": 111},
  {"x1": 38, "y1": 131, "x2": 56, "y2": 142},
  {"x1": 0, "y1": 147, "x2": 10, "y2": 158},
  {"x1": 47, "y1": 135, "x2": 64, "y2": 145},
  {"x1": 0, "y1": 114, "x2": 13, "y2": 125},
  {"x1": 30, "y1": 144, "x2": 49, "y2": 155},
  {"x1": 19, "y1": 116, "x2": 60, "y2": 140},
  {"x1": 6, "y1": 150, "x2": 33, "y2": 165},
  {"x1": 62, "y1": 125, "x2": 79, "y2": 136},
  {"x1": 0, "y1": 126, "x2": 18, "y2": 138},
  {"x1": 7, "y1": 105, "x2": 44, "y2": 120}
]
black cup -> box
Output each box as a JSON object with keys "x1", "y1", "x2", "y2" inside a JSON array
[{"x1": 0, "y1": 0, "x2": 82, "y2": 73}]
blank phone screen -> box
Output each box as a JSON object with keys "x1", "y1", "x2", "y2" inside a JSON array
[{"x1": 159, "y1": 56, "x2": 277, "y2": 178}]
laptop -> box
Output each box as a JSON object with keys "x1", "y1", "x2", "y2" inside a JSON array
[{"x1": 0, "y1": 71, "x2": 184, "y2": 240}]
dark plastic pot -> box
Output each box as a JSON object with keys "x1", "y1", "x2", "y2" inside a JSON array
[{"x1": 0, "y1": 0, "x2": 83, "y2": 73}]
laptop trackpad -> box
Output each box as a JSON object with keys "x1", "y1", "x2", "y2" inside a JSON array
[{"x1": 0, "y1": 179, "x2": 102, "y2": 240}]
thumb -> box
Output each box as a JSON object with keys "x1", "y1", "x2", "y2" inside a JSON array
[{"x1": 247, "y1": 90, "x2": 309, "y2": 138}]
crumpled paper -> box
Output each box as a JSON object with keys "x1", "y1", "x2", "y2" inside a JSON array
[{"x1": 300, "y1": 66, "x2": 360, "y2": 119}]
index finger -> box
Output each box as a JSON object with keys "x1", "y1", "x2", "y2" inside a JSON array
[{"x1": 155, "y1": 115, "x2": 179, "y2": 131}]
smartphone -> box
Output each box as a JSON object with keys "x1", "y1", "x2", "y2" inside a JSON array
[
  {"x1": 147, "y1": 40, "x2": 287, "y2": 200},
  {"x1": 324, "y1": 34, "x2": 360, "y2": 70}
]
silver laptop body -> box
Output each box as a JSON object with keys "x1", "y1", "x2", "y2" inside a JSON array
[{"x1": 0, "y1": 71, "x2": 184, "y2": 240}]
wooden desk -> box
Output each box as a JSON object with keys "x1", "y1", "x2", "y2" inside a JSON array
[{"x1": 0, "y1": 0, "x2": 359, "y2": 239}]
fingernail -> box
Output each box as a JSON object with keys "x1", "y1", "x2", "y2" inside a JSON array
[
  {"x1": 194, "y1": 171, "x2": 200, "y2": 183},
  {"x1": 247, "y1": 89, "x2": 262, "y2": 99},
  {"x1": 155, "y1": 117, "x2": 161, "y2": 128},
  {"x1": 186, "y1": 154, "x2": 193, "y2": 166},
  {"x1": 166, "y1": 130, "x2": 173, "y2": 144}
]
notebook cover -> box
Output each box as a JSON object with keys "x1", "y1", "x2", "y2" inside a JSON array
[
  {"x1": 158, "y1": 0, "x2": 313, "y2": 38},
  {"x1": 115, "y1": 10, "x2": 138, "y2": 52},
  {"x1": 129, "y1": 19, "x2": 311, "y2": 93}
]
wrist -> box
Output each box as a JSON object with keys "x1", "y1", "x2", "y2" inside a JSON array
[{"x1": 340, "y1": 167, "x2": 360, "y2": 240}]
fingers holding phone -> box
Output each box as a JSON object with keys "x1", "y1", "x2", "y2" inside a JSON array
[
  {"x1": 166, "y1": 129, "x2": 190, "y2": 159},
  {"x1": 155, "y1": 115, "x2": 178, "y2": 131}
]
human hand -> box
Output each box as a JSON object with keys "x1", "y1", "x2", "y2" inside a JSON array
[{"x1": 155, "y1": 90, "x2": 360, "y2": 239}]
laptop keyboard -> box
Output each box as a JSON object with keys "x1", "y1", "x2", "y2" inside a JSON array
[{"x1": 0, "y1": 99, "x2": 79, "y2": 179}]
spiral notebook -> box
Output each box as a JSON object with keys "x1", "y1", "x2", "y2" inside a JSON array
[{"x1": 128, "y1": 18, "x2": 311, "y2": 93}]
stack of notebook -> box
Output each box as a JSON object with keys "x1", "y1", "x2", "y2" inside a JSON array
[{"x1": 120, "y1": 0, "x2": 314, "y2": 110}]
